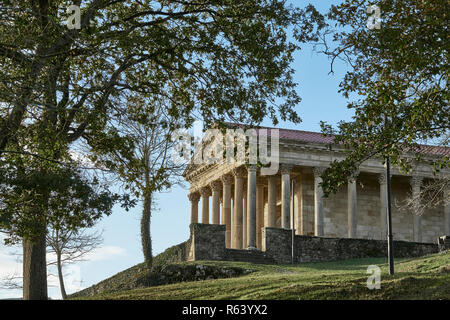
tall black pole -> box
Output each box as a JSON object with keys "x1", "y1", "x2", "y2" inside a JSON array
[
  {"x1": 291, "y1": 179, "x2": 295, "y2": 265},
  {"x1": 386, "y1": 156, "x2": 395, "y2": 275}
]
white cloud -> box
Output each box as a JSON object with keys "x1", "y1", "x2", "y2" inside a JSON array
[
  {"x1": 83, "y1": 245, "x2": 127, "y2": 262},
  {"x1": 47, "y1": 265, "x2": 85, "y2": 299},
  {"x1": 0, "y1": 236, "x2": 127, "y2": 299},
  {"x1": 69, "y1": 150, "x2": 95, "y2": 167},
  {"x1": 0, "y1": 240, "x2": 22, "y2": 299}
]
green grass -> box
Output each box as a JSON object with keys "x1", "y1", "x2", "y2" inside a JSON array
[{"x1": 75, "y1": 251, "x2": 450, "y2": 300}]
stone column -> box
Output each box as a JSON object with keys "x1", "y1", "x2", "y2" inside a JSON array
[
  {"x1": 410, "y1": 176, "x2": 423, "y2": 242},
  {"x1": 220, "y1": 196, "x2": 224, "y2": 224},
  {"x1": 293, "y1": 176, "x2": 302, "y2": 235},
  {"x1": 256, "y1": 181, "x2": 265, "y2": 249},
  {"x1": 445, "y1": 187, "x2": 450, "y2": 236},
  {"x1": 347, "y1": 172, "x2": 358, "y2": 238},
  {"x1": 281, "y1": 164, "x2": 292, "y2": 229},
  {"x1": 188, "y1": 192, "x2": 200, "y2": 224},
  {"x1": 221, "y1": 174, "x2": 233, "y2": 247},
  {"x1": 243, "y1": 185, "x2": 247, "y2": 248},
  {"x1": 210, "y1": 181, "x2": 222, "y2": 224},
  {"x1": 247, "y1": 165, "x2": 257, "y2": 249},
  {"x1": 267, "y1": 175, "x2": 277, "y2": 227},
  {"x1": 233, "y1": 167, "x2": 246, "y2": 249},
  {"x1": 200, "y1": 186, "x2": 211, "y2": 224},
  {"x1": 378, "y1": 173, "x2": 388, "y2": 240},
  {"x1": 313, "y1": 167, "x2": 325, "y2": 236}
]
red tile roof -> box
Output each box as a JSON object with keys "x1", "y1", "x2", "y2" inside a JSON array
[{"x1": 224, "y1": 123, "x2": 449, "y2": 157}]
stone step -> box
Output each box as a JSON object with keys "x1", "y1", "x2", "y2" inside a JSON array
[{"x1": 224, "y1": 249, "x2": 276, "y2": 264}]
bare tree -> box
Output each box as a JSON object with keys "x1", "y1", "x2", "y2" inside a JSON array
[
  {"x1": 1, "y1": 227, "x2": 102, "y2": 300},
  {"x1": 46, "y1": 228, "x2": 103, "y2": 300},
  {"x1": 397, "y1": 134, "x2": 449, "y2": 219},
  {"x1": 400, "y1": 178, "x2": 449, "y2": 217},
  {"x1": 90, "y1": 98, "x2": 185, "y2": 268}
]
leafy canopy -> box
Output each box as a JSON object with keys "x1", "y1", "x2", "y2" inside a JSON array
[
  {"x1": 0, "y1": 1, "x2": 323, "y2": 239},
  {"x1": 318, "y1": 0, "x2": 449, "y2": 195}
]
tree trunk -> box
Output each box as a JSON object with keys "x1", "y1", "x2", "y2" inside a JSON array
[
  {"x1": 23, "y1": 233, "x2": 48, "y2": 300},
  {"x1": 56, "y1": 250, "x2": 67, "y2": 300},
  {"x1": 141, "y1": 192, "x2": 153, "y2": 268}
]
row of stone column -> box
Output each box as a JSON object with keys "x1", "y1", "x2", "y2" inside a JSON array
[
  {"x1": 315, "y1": 169, "x2": 440, "y2": 242},
  {"x1": 188, "y1": 165, "x2": 294, "y2": 249},
  {"x1": 189, "y1": 166, "x2": 450, "y2": 247}
]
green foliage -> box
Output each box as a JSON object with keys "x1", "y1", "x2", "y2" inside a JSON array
[
  {"x1": 318, "y1": 0, "x2": 449, "y2": 195},
  {"x1": 0, "y1": 0, "x2": 323, "y2": 241},
  {"x1": 0, "y1": 157, "x2": 132, "y2": 244},
  {"x1": 0, "y1": 0, "x2": 323, "y2": 298}
]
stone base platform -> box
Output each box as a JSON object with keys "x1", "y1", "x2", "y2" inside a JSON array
[
  {"x1": 224, "y1": 249, "x2": 276, "y2": 264},
  {"x1": 186, "y1": 223, "x2": 448, "y2": 265}
]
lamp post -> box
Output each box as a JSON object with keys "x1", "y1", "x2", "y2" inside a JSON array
[
  {"x1": 383, "y1": 112, "x2": 395, "y2": 275},
  {"x1": 386, "y1": 156, "x2": 394, "y2": 275},
  {"x1": 291, "y1": 179, "x2": 295, "y2": 265}
]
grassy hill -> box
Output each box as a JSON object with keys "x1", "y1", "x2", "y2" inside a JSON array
[{"x1": 73, "y1": 250, "x2": 450, "y2": 300}]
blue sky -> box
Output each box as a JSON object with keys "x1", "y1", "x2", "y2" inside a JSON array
[{"x1": 0, "y1": 0, "x2": 356, "y2": 299}]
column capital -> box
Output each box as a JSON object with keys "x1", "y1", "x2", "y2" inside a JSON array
[
  {"x1": 280, "y1": 163, "x2": 293, "y2": 174},
  {"x1": 377, "y1": 172, "x2": 388, "y2": 185},
  {"x1": 348, "y1": 170, "x2": 360, "y2": 183},
  {"x1": 410, "y1": 176, "x2": 424, "y2": 189},
  {"x1": 221, "y1": 174, "x2": 233, "y2": 185},
  {"x1": 200, "y1": 186, "x2": 212, "y2": 197},
  {"x1": 313, "y1": 166, "x2": 326, "y2": 178},
  {"x1": 233, "y1": 166, "x2": 247, "y2": 178},
  {"x1": 247, "y1": 164, "x2": 257, "y2": 173},
  {"x1": 210, "y1": 180, "x2": 222, "y2": 192},
  {"x1": 188, "y1": 192, "x2": 200, "y2": 202}
]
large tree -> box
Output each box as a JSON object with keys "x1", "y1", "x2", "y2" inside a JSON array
[
  {"x1": 317, "y1": 0, "x2": 449, "y2": 195},
  {"x1": 0, "y1": 1, "x2": 322, "y2": 299},
  {"x1": 0, "y1": 156, "x2": 119, "y2": 300}
]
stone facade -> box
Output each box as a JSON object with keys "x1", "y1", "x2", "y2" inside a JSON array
[
  {"x1": 184, "y1": 126, "x2": 449, "y2": 259},
  {"x1": 187, "y1": 223, "x2": 226, "y2": 261},
  {"x1": 187, "y1": 224, "x2": 444, "y2": 265},
  {"x1": 262, "y1": 227, "x2": 440, "y2": 264}
]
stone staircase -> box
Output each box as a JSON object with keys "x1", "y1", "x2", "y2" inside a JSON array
[{"x1": 224, "y1": 248, "x2": 276, "y2": 264}]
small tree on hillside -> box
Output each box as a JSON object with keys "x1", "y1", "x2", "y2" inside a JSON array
[
  {"x1": 46, "y1": 227, "x2": 103, "y2": 299},
  {"x1": 89, "y1": 98, "x2": 184, "y2": 268},
  {"x1": 1, "y1": 225, "x2": 103, "y2": 300}
]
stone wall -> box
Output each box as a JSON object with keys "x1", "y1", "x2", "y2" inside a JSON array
[
  {"x1": 295, "y1": 172, "x2": 315, "y2": 236},
  {"x1": 187, "y1": 223, "x2": 226, "y2": 261},
  {"x1": 261, "y1": 227, "x2": 293, "y2": 263},
  {"x1": 438, "y1": 235, "x2": 450, "y2": 251},
  {"x1": 262, "y1": 227, "x2": 440, "y2": 264},
  {"x1": 294, "y1": 170, "x2": 445, "y2": 243},
  {"x1": 188, "y1": 224, "x2": 443, "y2": 265}
]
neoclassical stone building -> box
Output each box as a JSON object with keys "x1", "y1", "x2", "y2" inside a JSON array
[{"x1": 184, "y1": 126, "x2": 450, "y2": 252}]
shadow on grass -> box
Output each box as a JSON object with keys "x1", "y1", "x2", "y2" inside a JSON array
[{"x1": 255, "y1": 272, "x2": 450, "y2": 300}]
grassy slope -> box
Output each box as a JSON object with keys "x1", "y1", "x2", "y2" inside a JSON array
[{"x1": 77, "y1": 251, "x2": 450, "y2": 300}]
